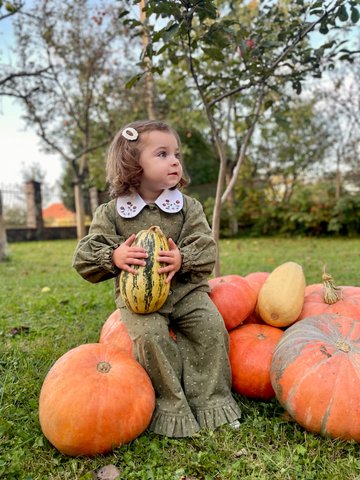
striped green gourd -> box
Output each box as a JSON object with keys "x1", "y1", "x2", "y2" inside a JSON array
[{"x1": 120, "y1": 226, "x2": 170, "y2": 314}]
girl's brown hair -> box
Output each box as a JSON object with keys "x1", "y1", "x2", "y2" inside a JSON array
[{"x1": 106, "y1": 119, "x2": 189, "y2": 198}]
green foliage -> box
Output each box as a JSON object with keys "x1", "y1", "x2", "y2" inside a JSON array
[
  {"x1": 126, "y1": 0, "x2": 359, "y2": 100},
  {"x1": 280, "y1": 182, "x2": 336, "y2": 236},
  {"x1": 328, "y1": 194, "x2": 360, "y2": 236},
  {"x1": 203, "y1": 174, "x2": 360, "y2": 237},
  {"x1": 1, "y1": 238, "x2": 360, "y2": 479},
  {"x1": 178, "y1": 127, "x2": 219, "y2": 185}
]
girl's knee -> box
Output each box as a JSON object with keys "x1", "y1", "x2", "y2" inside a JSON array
[{"x1": 119, "y1": 307, "x2": 169, "y2": 339}]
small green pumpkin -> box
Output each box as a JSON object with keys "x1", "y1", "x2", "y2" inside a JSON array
[{"x1": 120, "y1": 225, "x2": 170, "y2": 314}]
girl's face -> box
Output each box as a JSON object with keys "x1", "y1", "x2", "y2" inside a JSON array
[{"x1": 138, "y1": 130, "x2": 183, "y2": 198}]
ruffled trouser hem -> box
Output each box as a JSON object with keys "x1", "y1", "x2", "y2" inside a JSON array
[
  {"x1": 149, "y1": 410, "x2": 200, "y2": 437},
  {"x1": 149, "y1": 398, "x2": 241, "y2": 438},
  {"x1": 194, "y1": 399, "x2": 241, "y2": 430}
]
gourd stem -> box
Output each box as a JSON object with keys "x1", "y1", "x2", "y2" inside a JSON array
[{"x1": 322, "y1": 266, "x2": 343, "y2": 305}]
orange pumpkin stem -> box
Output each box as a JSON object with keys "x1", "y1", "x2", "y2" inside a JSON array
[
  {"x1": 322, "y1": 266, "x2": 343, "y2": 305},
  {"x1": 96, "y1": 361, "x2": 112, "y2": 373},
  {"x1": 335, "y1": 340, "x2": 351, "y2": 353}
]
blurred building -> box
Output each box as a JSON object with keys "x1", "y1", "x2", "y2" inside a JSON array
[{"x1": 42, "y1": 202, "x2": 76, "y2": 226}]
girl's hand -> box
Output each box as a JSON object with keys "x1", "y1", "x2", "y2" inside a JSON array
[
  {"x1": 112, "y1": 234, "x2": 148, "y2": 274},
  {"x1": 157, "y1": 238, "x2": 182, "y2": 283}
]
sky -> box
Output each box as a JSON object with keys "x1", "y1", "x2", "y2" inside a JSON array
[
  {"x1": 0, "y1": 11, "x2": 63, "y2": 205},
  {"x1": 0, "y1": 98, "x2": 63, "y2": 198}
]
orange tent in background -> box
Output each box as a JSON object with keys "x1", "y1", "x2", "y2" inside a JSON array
[{"x1": 42, "y1": 203, "x2": 76, "y2": 226}]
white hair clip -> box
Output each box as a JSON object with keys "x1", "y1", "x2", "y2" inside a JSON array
[{"x1": 121, "y1": 127, "x2": 139, "y2": 141}]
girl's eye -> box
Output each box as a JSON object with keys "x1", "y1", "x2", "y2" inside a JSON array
[{"x1": 158, "y1": 151, "x2": 167, "y2": 157}]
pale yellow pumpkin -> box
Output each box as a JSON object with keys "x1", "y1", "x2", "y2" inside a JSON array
[{"x1": 257, "y1": 261, "x2": 306, "y2": 327}]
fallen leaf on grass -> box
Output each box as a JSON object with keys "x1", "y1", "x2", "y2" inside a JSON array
[
  {"x1": 79, "y1": 465, "x2": 122, "y2": 480},
  {"x1": 95, "y1": 464, "x2": 121, "y2": 480},
  {"x1": 9, "y1": 326, "x2": 30, "y2": 336},
  {"x1": 234, "y1": 448, "x2": 248, "y2": 457}
]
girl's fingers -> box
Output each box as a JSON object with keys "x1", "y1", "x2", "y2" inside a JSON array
[
  {"x1": 129, "y1": 247, "x2": 147, "y2": 255},
  {"x1": 168, "y1": 238, "x2": 176, "y2": 249},
  {"x1": 127, "y1": 258, "x2": 146, "y2": 266},
  {"x1": 158, "y1": 256, "x2": 174, "y2": 265},
  {"x1": 166, "y1": 271, "x2": 175, "y2": 283},
  {"x1": 123, "y1": 234, "x2": 136, "y2": 245},
  {"x1": 158, "y1": 265, "x2": 173, "y2": 274},
  {"x1": 122, "y1": 265, "x2": 137, "y2": 274}
]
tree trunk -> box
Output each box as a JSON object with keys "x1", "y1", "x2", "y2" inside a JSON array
[
  {"x1": 74, "y1": 182, "x2": 87, "y2": 239},
  {"x1": 212, "y1": 158, "x2": 227, "y2": 277},
  {"x1": 335, "y1": 151, "x2": 341, "y2": 200},
  {"x1": 225, "y1": 171, "x2": 238, "y2": 236},
  {"x1": 89, "y1": 186, "x2": 99, "y2": 216},
  {"x1": 0, "y1": 191, "x2": 8, "y2": 261},
  {"x1": 140, "y1": 0, "x2": 155, "y2": 120}
]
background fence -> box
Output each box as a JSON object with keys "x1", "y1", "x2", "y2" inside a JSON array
[
  {"x1": 0, "y1": 181, "x2": 80, "y2": 242},
  {"x1": 0, "y1": 182, "x2": 27, "y2": 213}
]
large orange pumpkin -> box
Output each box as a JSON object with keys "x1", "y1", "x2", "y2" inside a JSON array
[
  {"x1": 208, "y1": 275, "x2": 257, "y2": 331},
  {"x1": 99, "y1": 309, "x2": 134, "y2": 357},
  {"x1": 298, "y1": 270, "x2": 360, "y2": 322},
  {"x1": 39, "y1": 343, "x2": 155, "y2": 456},
  {"x1": 229, "y1": 323, "x2": 283, "y2": 400},
  {"x1": 270, "y1": 313, "x2": 360, "y2": 441}
]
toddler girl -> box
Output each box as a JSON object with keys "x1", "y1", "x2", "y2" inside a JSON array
[{"x1": 72, "y1": 120, "x2": 241, "y2": 437}]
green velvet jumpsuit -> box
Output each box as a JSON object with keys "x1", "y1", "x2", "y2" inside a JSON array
[{"x1": 72, "y1": 190, "x2": 241, "y2": 437}]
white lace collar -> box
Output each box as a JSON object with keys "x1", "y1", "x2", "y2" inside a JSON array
[{"x1": 116, "y1": 189, "x2": 183, "y2": 218}]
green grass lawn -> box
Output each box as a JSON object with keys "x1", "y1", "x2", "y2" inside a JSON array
[{"x1": 1, "y1": 237, "x2": 360, "y2": 480}]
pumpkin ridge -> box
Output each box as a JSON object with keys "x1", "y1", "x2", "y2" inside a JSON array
[
  {"x1": 320, "y1": 352, "x2": 358, "y2": 437},
  {"x1": 319, "y1": 379, "x2": 336, "y2": 436},
  {"x1": 272, "y1": 325, "x2": 330, "y2": 381},
  {"x1": 283, "y1": 343, "x2": 335, "y2": 410},
  {"x1": 143, "y1": 234, "x2": 155, "y2": 312},
  {"x1": 346, "y1": 321, "x2": 360, "y2": 353}
]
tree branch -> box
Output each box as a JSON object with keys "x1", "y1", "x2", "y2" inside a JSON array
[
  {"x1": 221, "y1": 86, "x2": 265, "y2": 204},
  {"x1": 209, "y1": 81, "x2": 253, "y2": 109},
  {"x1": 0, "y1": 67, "x2": 51, "y2": 88}
]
